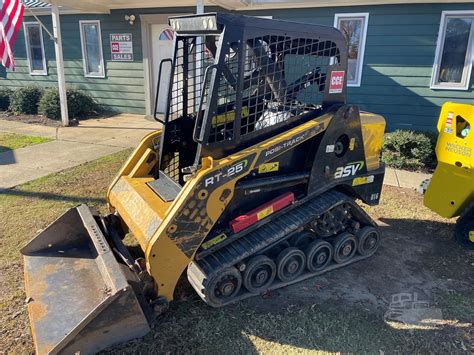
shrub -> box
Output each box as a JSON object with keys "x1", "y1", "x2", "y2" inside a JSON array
[
  {"x1": 0, "y1": 87, "x2": 12, "y2": 111},
  {"x1": 38, "y1": 88, "x2": 61, "y2": 119},
  {"x1": 66, "y1": 88, "x2": 96, "y2": 117},
  {"x1": 9, "y1": 86, "x2": 43, "y2": 114},
  {"x1": 38, "y1": 88, "x2": 97, "y2": 120},
  {"x1": 382, "y1": 130, "x2": 437, "y2": 172}
]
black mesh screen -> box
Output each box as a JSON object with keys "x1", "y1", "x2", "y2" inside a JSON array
[
  {"x1": 203, "y1": 35, "x2": 340, "y2": 143},
  {"x1": 160, "y1": 25, "x2": 342, "y2": 179},
  {"x1": 168, "y1": 36, "x2": 217, "y2": 121}
]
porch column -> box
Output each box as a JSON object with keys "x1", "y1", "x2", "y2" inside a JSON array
[{"x1": 51, "y1": 4, "x2": 69, "y2": 126}]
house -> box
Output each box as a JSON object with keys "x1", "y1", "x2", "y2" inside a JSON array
[{"x1": 2, "y1": 0, "x2": 474, "y2": 131}]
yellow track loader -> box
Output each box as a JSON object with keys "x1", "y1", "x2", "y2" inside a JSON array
[
  {"x1": 424, "y1": 102, "x2": 474, "y2": 250},
  {"x1": 21, "y1": 13, "x2": 386, "y2": 354}
]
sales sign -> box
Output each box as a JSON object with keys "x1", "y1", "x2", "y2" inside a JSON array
[{"x1": 110, "y1": 33, "x2": 133, "y2": 61}]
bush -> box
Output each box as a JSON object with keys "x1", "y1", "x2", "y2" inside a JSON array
[
  {"x1": 382, "y1": 130, "x2": 437, "y2": 172},
  {"x1": 38, "y1": 88, "x2": 97, "y2": 120},
  {"x1": 0, "y1": 87, "x2": 12, "y2": 111},
  {"x1": 9, "y1": 86, "x2": 43, "y2": 114}
]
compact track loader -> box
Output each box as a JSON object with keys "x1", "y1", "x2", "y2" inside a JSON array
[
  {"x1": 423, "y1": 102, "x2": 474, "y2": 250},
  {"x1": 21, "y1": 13, "x2": 386, "y2": 354}
]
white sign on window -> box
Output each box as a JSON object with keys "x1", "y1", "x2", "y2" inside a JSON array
[{"x1": 110, "y1": 33, "x2": 133, "y2": 61}]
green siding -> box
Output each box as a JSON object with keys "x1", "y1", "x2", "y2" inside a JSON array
[
  {"x1": 3, "y1": 4, "x2": 474, "y2": 129},
  {"x1": 5, "y1": 12, "x2": 147, "y2": 114},
  {"x1": 246, "y1": 3, "x2": 474, "y2": 131}
]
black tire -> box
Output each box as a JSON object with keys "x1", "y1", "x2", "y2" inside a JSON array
[
  {"x1": 333, "y1": 232, "x2": 357, "y2": 264},
  {"x1": 243, "y1": 255, "x2": 276, "y2": 294},
  {"x1": 205, "y1": 266, "x2": 242, "y2": 306},
  {"x1": 276, "y1": 247, "x2": 306, "y2": 282},
  {"x1": 305, "y1": 239, "x2": 333, "y2": 272},
  {"x1": 357, "y1": 226, "x2": 381, "y2": 256},
  {"x1": 289, "y1": 231, "x2": 314, "y2": 249},
  {"x1": 454, "y1": 213, "x2": 474, "y2": 250}
]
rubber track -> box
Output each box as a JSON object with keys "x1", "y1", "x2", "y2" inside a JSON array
[
  {"x1": 188, "y1": 253, "x2": 372, "y2": 307},
  {"x1": 188, "y1": 190, "x2": 378, "y2": 307}
]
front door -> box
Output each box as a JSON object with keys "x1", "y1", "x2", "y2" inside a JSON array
[{"x1": 151, "y1": 24, "x2": 174, "y2": 113}]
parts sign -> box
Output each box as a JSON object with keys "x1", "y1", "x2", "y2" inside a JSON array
[{"x1": 110, "y1": 33, "x2": 133, "y2": 61}]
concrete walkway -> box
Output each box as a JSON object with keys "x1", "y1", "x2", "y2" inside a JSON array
[
  {"x1": 0, "y1": 114, "x2": 160, "y2": 189},
  {"x1": 1, "y1": 115, "x2": 430, "y2": 190},
  {"x1": 384, "y1": 167, "x2": 431, "y2": 190}
]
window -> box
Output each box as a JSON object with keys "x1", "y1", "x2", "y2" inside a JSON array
[
  {"x1": 431, "y1": 11, "x2": 474, "y2": 90},
  {"x1": 334, "y1": 13, "x2": 369, "y2": 87},
  {"x1": 79, "y1": 20, "x2": 105, "y2": 78},
  {"x1": 24, "y1": 23, "x2": 47, "y2": 75}
]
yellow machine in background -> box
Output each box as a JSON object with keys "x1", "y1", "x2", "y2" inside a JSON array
[{"x1": 424, "y1": 102, "x2": 474, "y2": 249}]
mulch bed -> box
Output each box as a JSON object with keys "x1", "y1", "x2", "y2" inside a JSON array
[{"x1": 0, "y1": 112, "x2": 66, "y2": 127}]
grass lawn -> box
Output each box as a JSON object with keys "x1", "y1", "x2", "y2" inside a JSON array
[
  {"x1": 0, "y1": 150, "x2": 472, "y2": 353},
  {"x1": 0, "y1": 133, "x2": 53, "y2": 153}
]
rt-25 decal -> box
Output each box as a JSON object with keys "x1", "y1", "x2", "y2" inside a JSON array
[
  {"x1": 334, "y1": 161, "x2": 364, "y2": 179},
  {"x1": 204, "y1": 159, "x2": 249, "y2": 187}
]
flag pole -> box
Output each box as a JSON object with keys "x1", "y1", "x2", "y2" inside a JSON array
[
  {"x1": 51, "y1": 4, "x2": 69, "y2": 126},
  {"x1": 23, "y1": 2, "x2": 69, "y2": 126}
]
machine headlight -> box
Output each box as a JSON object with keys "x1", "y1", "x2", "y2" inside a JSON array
[
  {"x1": 169, "y1": 15, "x2": 218, "y2": 33},
  {"x1": 208, "y1": 18, "x2": 214, "y2": 30}
]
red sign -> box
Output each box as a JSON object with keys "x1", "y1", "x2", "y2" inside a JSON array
[
  {"x1": 446, "y1": 112, "x2": 453, "y2": 127},
  {"x1": 329, "y1": 71, "x2": 345, "y2": 94},
  {"x1": 111, "y1": 42, "x2": 120, "y2": 53}
]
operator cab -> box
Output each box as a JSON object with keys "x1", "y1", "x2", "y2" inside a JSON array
[{"x1": 152, "y1": 13, "x2": 348, "y2": 188}]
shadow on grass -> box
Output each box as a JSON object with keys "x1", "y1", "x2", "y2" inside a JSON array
[
  {"x1": 0, "y1": 188, "x2": 105, "y2": 204},
  {"x1": 0, "y1": 145, "x2": 16, "y2": 164}
]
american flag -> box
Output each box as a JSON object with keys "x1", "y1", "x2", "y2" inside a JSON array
[{"x1": 0, "y1": 0, "x2": 24, "y2": 71}]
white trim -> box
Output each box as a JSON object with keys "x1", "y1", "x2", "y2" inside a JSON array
[
  {"x1": 140, "y1": 13, "x2": 183, "y2": 116},
  {"x1": 79, "y1": 20, "x2": 105, "y2": 78},
  {"x1": 334, "y1": 12, "x2": 369, "y2": 87},
  {"x1": 430, "y1": 10, "x2": 474, "y2": 91},
  {"x1": 23, "y1": 22, "x2": 47, "y2": 76}
]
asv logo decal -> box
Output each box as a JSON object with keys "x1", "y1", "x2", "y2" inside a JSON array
[
  {"x1": 334, "y1": 161, "x2": 364, "y2": 179},
  {"x1": 205, "y1": 160, "x2": 248, "y2": 187}
]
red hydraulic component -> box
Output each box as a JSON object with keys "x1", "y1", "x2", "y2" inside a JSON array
[{"x1": 229, "y1": 192, "x2": 295, "y2": 233}]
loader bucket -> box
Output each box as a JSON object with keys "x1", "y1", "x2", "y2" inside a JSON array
[{"x1": 21, "y1": 205, "x2": 150, "y2": 354}]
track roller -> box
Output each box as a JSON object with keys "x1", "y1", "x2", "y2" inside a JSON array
[
  {"x1": 276, "y1": 247, "x2": 306, "y2": 282},
  {"x1": 204, "y1": 266, "x2": 242, "y2": 306},
  {"x1": 305, "y1": 239, "x2": 333, "y2": 272},
  {"x1": 357, "y1": 226, "x2": 381, "y2": 256},
  {"x1": 333, "y1": 232, "x2": 357, "y2": 264},
  {"x1": 243, "y1": 255, "x2": 276, "y2": 293}
]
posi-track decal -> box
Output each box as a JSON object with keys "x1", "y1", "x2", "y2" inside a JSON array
[
  {"x1": 334, "y1": 161, "x2": 364, "y2": 179},
  {"x1": 256, "y1": 122, "x2": 325, "y2": 165}
]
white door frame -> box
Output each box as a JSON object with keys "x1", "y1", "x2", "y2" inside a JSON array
[{"x1": 140, "y1": 13, "x2": 188, "y2": 117}]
